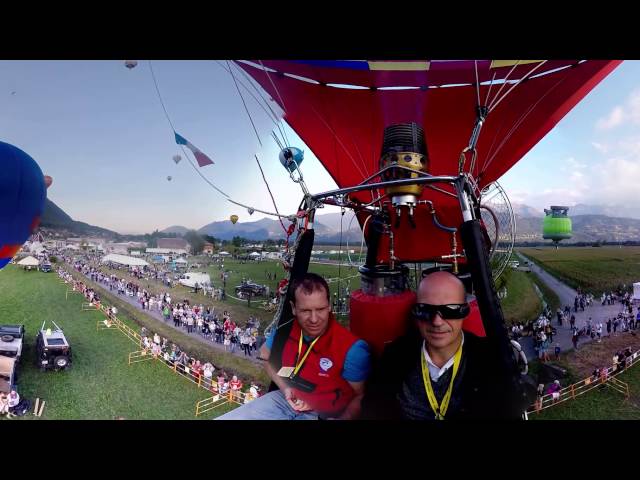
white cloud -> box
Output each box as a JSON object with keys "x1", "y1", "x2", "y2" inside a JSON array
[
  {"x1": 596, "y1": 105, "x2": 624, "y2": 130},
  {"x1": 597, "y1": 156, "x2": 640, "y2": 205},
  {"x1": 591, "y1": 141, "x2": 609, "y2": 154},
  {"x1": 595, "y1": 88, "x2": 640, "y2": 131}
]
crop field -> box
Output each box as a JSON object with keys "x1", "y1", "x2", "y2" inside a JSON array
[
  {"x1": 519, "y1": 246, "x2": 640, "y2": 295},
  {"x1": 0, "y1": 265, "x2": 236, "y2": 419}
]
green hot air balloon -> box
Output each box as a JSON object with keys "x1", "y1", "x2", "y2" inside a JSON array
[{"x1": 543, "y1": 206, "x2": 572, "y2": 249}]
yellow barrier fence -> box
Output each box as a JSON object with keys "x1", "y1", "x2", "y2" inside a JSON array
[
  {"x1": 63, "y1": 269, "x2": 257, "y2": 417},
  {"x1": 528, "y1": 350, "x2": 638, "y2": 415}
]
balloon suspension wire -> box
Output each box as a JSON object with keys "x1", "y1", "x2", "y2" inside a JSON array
[
  {"x1": 227, "y1": 60, "x2": 263, "y2": 148},
  {"x1": 481, "y1": 63, "x2": 573, "y2": 176},
  {"x1": 148, "y1": 60, "x2": 229, "y2": 198},
  {"x1": 346, "y1": 212, "x2": 373, "y2": 267},
  {"x1": 254, "y1": 154, "x2": 289, "y2": 236},
  {"x1": 488, "y1": 61, "x2": 548, "y2": 113},
  {"x1": 271, "y1": 131, "x2": 284, "y2": 150},
  {"x1": 215, "y1": 60, "x2": 289, "y2": 149},
  {"x1": 259, "y1": 60, "x2": 289, "y2": 126},
  {"x1": 337, "y1": 208, "x2": 344, "y2": 310}
]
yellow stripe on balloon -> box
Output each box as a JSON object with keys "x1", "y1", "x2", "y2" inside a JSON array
[
  {"x1": 368, "y1": 61, "x2": 431, "y2": 71},
  {"x1": 490, "y1": 60, "x2": 544, "y2": 69}
]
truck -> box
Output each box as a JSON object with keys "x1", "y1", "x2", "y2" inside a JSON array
[{"x1": 178, "y1": 272, "x2": 212, "y2": 289}]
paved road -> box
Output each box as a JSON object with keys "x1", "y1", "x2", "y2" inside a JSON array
[
  {"x1": 514, "y1": 252, "x2": 629, "y2": 360},
  {"x1": 74, "y1": 268, "x2": 264, "y2": 365}
]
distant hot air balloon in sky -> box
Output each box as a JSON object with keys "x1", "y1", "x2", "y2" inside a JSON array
[
  {"x1": 230, "y1": 215, "x2": 239, "y2": 224},
  {"x1": 543, "y1": 206, "x2": 572, "y2": 249},
  {"x1": 44, "y1": 175, "x2": 53, "y2": 188},
  {"x1": 0, "y1": 141, "x2": 47, "y2": 270},
  {"x1": 167, "y1": 175, "x2": 172, "y2": 182},
  {"x1": 172, "y1": 154, "x2": 182, "y2": 165},
  {"x1": 124, "y1": 60, "x2": 138, "y2": 69},
  {"x1": 279, "y1": 147, "x2": 304, "y2": 173}
]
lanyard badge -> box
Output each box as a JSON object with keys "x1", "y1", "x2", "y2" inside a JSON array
[{"x1": 421, "y1": 342, "x2": 463, "y2": 420}]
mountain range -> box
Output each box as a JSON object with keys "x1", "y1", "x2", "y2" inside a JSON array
[{"x1": 41, "y1": 197, "x2": 640, "y2": 244}]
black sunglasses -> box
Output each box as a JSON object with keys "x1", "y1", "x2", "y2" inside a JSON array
[{"x1": 411, "y1": 303, "x2": 470, "y2": 321}]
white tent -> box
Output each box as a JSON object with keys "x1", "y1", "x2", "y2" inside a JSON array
[
  {"x1": 249, "y1": 252, "x2": 261, "y2": 257},
  {"x1": 219, "y1": 251, "x2": 230, "y2": 256},
  {"x1": 633, "y1": 282, "x2": 640, "y2": 301},
  {"x1": 101, "y1": 253, "x2": 149, "y2": 267},
  {"x1": 174, "y1": 257, "x2": 188, "y2": 264},
  {"x1": 17, "y1": 256, "x2": 40, "y2": 266}
]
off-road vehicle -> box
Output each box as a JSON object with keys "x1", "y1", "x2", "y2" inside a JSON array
[{"x1": 35, "y1": 321, "x2": 72, "y2": 371}]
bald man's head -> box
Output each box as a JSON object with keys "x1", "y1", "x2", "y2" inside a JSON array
[
  {"x1": 414, "y1": 271, "x2": 467, "y2": 355},
  {"x1": 417, "y1": 271, "x2": 466, "y2": 305}
]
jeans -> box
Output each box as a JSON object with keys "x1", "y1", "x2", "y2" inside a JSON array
[{"x1": 216, "y1": 390, "x2": 319, "y2": 420}]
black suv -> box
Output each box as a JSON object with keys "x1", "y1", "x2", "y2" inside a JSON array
[
  {"x1": 235, "y1": 281, "x2": 267, "y2": 297},
  {"x1": 35, "y1": 322, "x2": 72, "y2": 371}
]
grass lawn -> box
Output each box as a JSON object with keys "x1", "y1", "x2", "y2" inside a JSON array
[
  {"x1": 0, "y1": 265, "x2": 238, "y2": 419},
  {"x1": 500, "y1": 270, "x2": 543, "y2": 325},
  {"x1": 533, "y1": 365, "x2": 640, "y2": 420},
  {"x1": 519, "y1": 246, "x2": 640, "y2": 296},
  {"x1": 63, "y1": 265, "x2": 270, "y2": 386},
  {"x1": 101, "y1": 258, "x2": 362, "y2": 330}
]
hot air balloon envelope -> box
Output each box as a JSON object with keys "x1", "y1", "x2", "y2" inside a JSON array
[
  {"x1": 0, "y1": 142, "x2": 47, "y2": 270},
  {"x1": 124, "y1": 60, "x2": 138, "y2": 69},
  {"x1": 230, "y1": 215, "x2": 239, "y2": 224},
  {"x1": 172, "y1": 155, "x2": 182, "y2": 165},
  {"x1": 279, "y1": 147, "x2": 304, "y2": 173}
]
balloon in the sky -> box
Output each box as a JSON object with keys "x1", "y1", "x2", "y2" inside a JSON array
[
  {"x1": 0, "y1": 141, "x2": 47, "y2": 270},
  {"x1": 124, "y1": 60, "x2": 138, "y2": 69},
  {"x1": 278, "y1": 147, "x2": 304, "y2": 173},
  {"x1": 172, "y1": 154, "x2": 182, "y2": 165},
  {"x1": 247, "y1": 208, "x2": 255, "y2": 215},
  {"x1": 167, "y1": 175, "x2": 172, "y2": 181},
  {"x1": 230, "y1": 215, "x2": 239, "y2": 224},
  {"x1": 44, "y1": 175, "x2": 53, "y2": 188}
]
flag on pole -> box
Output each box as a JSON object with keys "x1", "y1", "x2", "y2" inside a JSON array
[{"x1": 174, "y1": 132, "x2": 214, "y2": 167}]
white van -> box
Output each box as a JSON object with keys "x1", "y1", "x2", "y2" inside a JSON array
[{"x1": 178, "y1": 272, "x2": 211, "y2": 288}]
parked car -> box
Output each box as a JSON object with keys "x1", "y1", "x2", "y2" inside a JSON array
[
  {"x1": 35, "y1": 321, "x2": 72, "y2": 371},
  {"x1": 235, "y1": 281, "x2": 267, "y2": 297},
  {"x1": 0, "y1": 355, "x2": 17, "y2": 394},
  {"x1": 0, "y1": 325, "x2": 25, "y2": 358},
  {"x1": 40, "y1": 262, "x2": 52, "y2": 272}
]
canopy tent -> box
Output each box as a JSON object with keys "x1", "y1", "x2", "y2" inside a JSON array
[
  {"x1": 17, "y1": 256, "x2": 40, "y2": 266},
  {"x1": 219, "y1": 251, "x2": 230, "y2": 256},
  {"x1": 174, "y1": 257, "x2": 188, "y2": 264},
  {"x1": 633, "y1": 282, "x2": 640, "y2": 302},
  {"x1": 101, "y1": 253, "x2": 149, "y2": 267},
  {"x1": 248, "y1": 252, "x2": 261, "y2": 257}
]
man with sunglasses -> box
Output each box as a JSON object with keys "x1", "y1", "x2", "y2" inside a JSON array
[{"x1": 361, "y1": 271, "x2": 509, "y2": 420}]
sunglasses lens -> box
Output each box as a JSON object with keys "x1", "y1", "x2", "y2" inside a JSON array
[{"x1": 412, "y1": 304, "x2": 469, "y2": 321}]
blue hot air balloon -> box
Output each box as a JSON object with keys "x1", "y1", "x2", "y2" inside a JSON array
[{"x1": 0, "y1": 142, "x2": 47, "y2": 270}]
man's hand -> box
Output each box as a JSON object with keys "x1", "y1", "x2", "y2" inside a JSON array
[{"x1": 284, "y1": 388, "x2": 313, "y2": 412}]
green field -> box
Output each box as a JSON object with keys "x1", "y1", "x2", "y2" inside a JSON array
[
  {"x1": 201, "y1": 257, "x2": 543, "y2": 327},
  {"x1": 0, "y1": 265, "x2": 237, "y2": 419},
  {"x1": 519, "y1": 246, "x2": 640, "y2": 295},
  {"x1": 500, "y1": 270, "x2": 543, "y2": 325},
  {"x1": 534, "y1": 367, "x2": 640, "y2": 420}
]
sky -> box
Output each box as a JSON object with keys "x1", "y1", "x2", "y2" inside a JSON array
[{"x1": 1, "y1": 60, "x2": 639, "y2": 234}]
